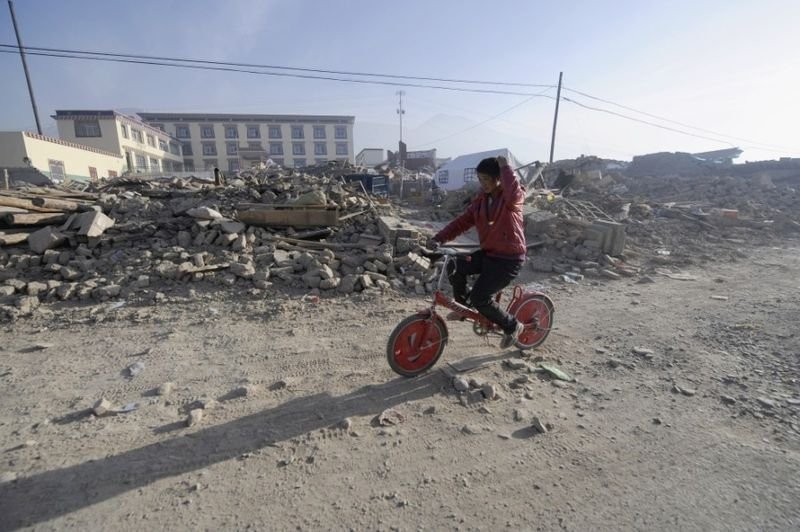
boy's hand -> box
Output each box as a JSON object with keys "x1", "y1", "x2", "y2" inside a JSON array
[
  {"x1": 425, "y1": 237, "x2": 440, "y2": 250},
  {"x1": 496, "y1": 155, "x2": 508, "y2": 167}
]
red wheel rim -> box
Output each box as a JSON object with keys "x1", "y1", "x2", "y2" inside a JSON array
[
  {"x1": 516, "y1": 299, "x2": 551, "y2": 346},
  {"x1": 391, "y1": 318, "x2": 443, "y2": 372}
]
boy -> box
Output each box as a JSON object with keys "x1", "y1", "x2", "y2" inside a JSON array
[{"x1": 428, "y1": 155, "x2": 526, "y2": 348}]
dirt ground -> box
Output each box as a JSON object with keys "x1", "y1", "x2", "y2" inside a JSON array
[{"x1": 1, "y1": 241, "x2": 799, "y2": 531}]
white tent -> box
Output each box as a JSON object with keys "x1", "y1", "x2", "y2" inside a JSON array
[{"x1": 434, "y1": 148, "x2": 524, "y2": 191}]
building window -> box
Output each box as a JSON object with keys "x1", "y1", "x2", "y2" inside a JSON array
[
  {"x1": 335, "y1": 143, "x2": 348, "y2": 156},
  {"x1": 438, "y1": 170, "x2": 449, "y2": 184},
  {"x1": 48, "y1": 160, "x2": 66, "y2": 181},
  {"x1": 314, "y1": 142, "x2": 327, "y2": 156},
  {"x1": 201, "y1": 125, "x2": 215, "y2": 139},
  {"x1": 135, "y1": 154, "x2": 147, "y2": 171},
  {"x1": 291, "y1": 126, "x2": 304, "y2": 139},
  {"x1": 226, "y1": 142, "x2": 238, "y2": 156},
  {"x1": 146, "y1": 134, "x2": 156, "y2": 147},
  {"x1": 162, "y1": 161, "x2": 171, "y2": 172},
  {"x1": 202, "y1": 142, "x2": 217, "y2": 156},
  {"x1": 335, "y1": 126, "x2": 347, "y2": 139},
  {"x1": 159, "y1": 139, "x2": 168, "y2": 151},
  {"x1": 181, "y1": 142, "x2": 193, "y2": 156},
  {"x1": 108, "y1": 170, "x2": 118, "y2": 178},
  {"x1": 203, "y1": 159, "x2": 218, "y2": 170},
  {"x1": 88, "y1": 166, "x2": 98, "y2": 181},
  {"x1": 272, "y1": 158, "x2": 284, "y2": 166},
  {"x1": 132, "y1": 129, "x2": 144, "y2": 143},
  {"x1": 228, "y1": 159, "x2": 240, "y2": 173},
  {"x1": 247, "y1": 125, "x2": 260, "y2": 139},
  {"x1": 313, "y1": 126, "x2": 326, "y2": 139},
  {"x1": 315, "y1": 158, "x2": 327, "y2": 164},
  {"x1": 293, "y1": 159, "x2": 306, "y2": 168},
  {"x1": 268, "y1": 126, "x2": 282, "y2": 139},
  {"x1": 169, "y1": 142, "x2": 180, "y2": 155},
  {"x1": 183, "y1": 160, "x2": 195, "y2": 172},
  {"x1": 225, "y1": 125, "x2": 238, "y2": 139},
  {"x1": 150, "y1": 158, "x2": 160, "y2": 171},
  {"x1": 75, "y1": 120, "x2": 101, "y2": 137},
  {"x1": 292, "y1": 142, "x2": 306, "y2": 156},
  {"x1": 120, "y1": 124, "x2": 129, "y2": 139},
  {"x1": 176, "y1": 125, "x2": 190, "y2": 138},
  {"x1": 463, "y1": 168, "x2": 476, "y2": 182},
  {"x1": 269, "y1": 142, "x2": 283, "y2": 155}
]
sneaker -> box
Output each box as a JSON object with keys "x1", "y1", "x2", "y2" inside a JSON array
[{"x1": 500, "y1": 321, "x2": 525, "y2": 349}]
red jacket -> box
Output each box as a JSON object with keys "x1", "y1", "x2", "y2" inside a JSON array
[{"x1": 434, "y1": 165, "x2": 526, "y2": 260}]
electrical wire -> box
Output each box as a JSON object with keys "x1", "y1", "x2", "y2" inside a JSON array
[{"x1": 0, "y1": 43, "x2": 555, "y2": 89}]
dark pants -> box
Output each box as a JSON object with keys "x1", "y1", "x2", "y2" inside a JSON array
[{"x1": 448, "y1": 250, "x2": 522, "y2": 334}]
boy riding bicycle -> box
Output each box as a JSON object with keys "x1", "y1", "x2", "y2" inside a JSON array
[{"x1": 427, "y1": 155, "x2": 526, "y2": 349}]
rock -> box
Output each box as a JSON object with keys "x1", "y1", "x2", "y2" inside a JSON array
[
  {"x1": 504, "y1": 359, "x2": 528, "y2": 370},
  {"x1": 231, "y1": 234, "x2": 247, "y2": 251},
  {"x1": 93, "y1": 398, "x2": 113, "y2": 416},
  {"x1": 16, "y1": 296, "x2": 39, "y2": 315},
  {"x1": 187, "y1": 408, "x2": 203, "y2": 427},
  {"x1": 337, "y1": 418, "x2": 353, "y2": 431},
  {"x1": 637, "y1": 276, "x2": 655, "y2": 284},
  {"x1": 453, "y1": 377, "x2": 470, "y2": 392},
  {"x1": 92, "y1": 284, "x2": 122, "y2": 300},
  {"x1": 59, "y1": 266, "x2": 81, "y2": 281},
  {"x1": 513, "y1": 408, "x2": 527, "y2": 422},
  {"x1": 531, "y1": 417, "x2": 548, "y2": 434},
  {"x1": 319, "y1": 265, "x2": 335, "y2": 280},
  {"x1": 601, "y1": 269, "x2": 622, "y2": 280},
  {"x1": 339, "y1": 274, "x2": 358, "y2": 294},
  {"x1": 177, "y1": 231, "x2": 192, "y2": 248},
  {"x1": 73, "y1": 210, "x2": 115, "y2": 237},
  {"x1": 672, "y1": 385, "x2": 696, "y2": 397},
  {"x1": 219, "y1": 221, "x2": 246, "y2": 234},
  {"x1": 230, "y1": 262, "x2": 256, "y2": 279},
  {"x1": 720, "y1": 395, "x2": 737, "y2": 405},
  {"x1": 28, "y1": 226, "x2": 66, "y2": 254},
  {"x1": 127, "y1": 361, "x2": 145, "y2": 377},
  {"x1": 187, "y1": 206, "x2": 223, "y2": 220},
  {"x1": 481, "y1": 384, "x2": 497, "y2": 400},
  {"x1": 5, "y1": 279, "x2": 27, "y2": 292},
  {"x1": 607, "y1": 358, "x2": 623, "y2": 368},
  {"x1": 26, "y1": 281, "x2": 48, "y2": 297},
  {"x1": 461, "y1": 424, "x2": 481, "y2": 435},
  {"x1": 0, "y1": 285, "x2": 15, "y2": 297},
  {"x1": 756, "y1": 397, "x2": 776, "y2": 409},
  {"x1": 632, "y1": 347, "x2": 655, "y2": 359},
  {"x1": 294, "y1": 190, "x2": 327, "y2": 206},
  {"x1": 157, "y1": 382, "x2": 175, "y2": 396},
  {"x1": 56, "y1": 283, "x2": 77, "y2": 300},
  {"x1": 0, "y1": 471, "x2": 18, "y2": 484}
]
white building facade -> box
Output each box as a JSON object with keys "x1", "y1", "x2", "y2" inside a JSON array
[
  {"x1": 53, "y1": 110, "x2": 184, "y2": 173},
  {"x1": 435, "y1": 148, "x2": 524, "y2": 191},
  {"x1": 137, "y1": 112, "x2": 355, "y2": 172}
]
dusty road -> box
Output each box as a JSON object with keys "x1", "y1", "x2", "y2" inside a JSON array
[{"x1": 1, "y1": 243, "x2": 799, "y2": 531}]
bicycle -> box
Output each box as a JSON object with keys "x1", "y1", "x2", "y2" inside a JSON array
[{"x1": 386, "y1": 246, "x2": 555, "y2": 377}]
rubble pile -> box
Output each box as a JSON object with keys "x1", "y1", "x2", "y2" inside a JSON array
[{"x1": 0, "y1": 164, "x2": 438, "y2": 321}]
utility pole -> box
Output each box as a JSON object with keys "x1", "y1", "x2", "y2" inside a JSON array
[
  {"x1": 8, "y1": 0, "x2": 42, "y2": 135},
  {"x1": 397, "y1": 90, "x2": 406, "y2": 200},
  {"x1": 548, "y1": 71, "x2": 563, "y2": 164}
]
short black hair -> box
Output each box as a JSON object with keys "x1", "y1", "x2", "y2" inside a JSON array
[{"x1": 476, "y1": 157, "x2": 500, "y2": 179}]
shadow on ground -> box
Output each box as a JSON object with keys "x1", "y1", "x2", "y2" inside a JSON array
[{"x1": 0, "y1": 351, "x2": 512, "y2": 531}]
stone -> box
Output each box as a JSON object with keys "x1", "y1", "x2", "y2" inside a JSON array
[
  {"x1": 177, "y1": 231, "x2": 192, "y2": 248},
  {"x1": 28, "y1": 226, "x2": 65, "y2": 254},
  {"x1": 756, "y1": 397, "x2": 776, "y2": 409},
  {"x1": 157, "y1": 382, "x2": 175, "y2": 396},
  {"x1": 59, "y1": 266, "x2": 81, "y2": 281},
  {"x1": 513, "y1": 408, "x2": 527, "y2": 422},
  {"x1": 481, "y1": 384, "x2": 497, "y2": 400},
  {"x1": 73, "y1": 210, "x2": 115, "y2": 237},
  {"x1": 461, "y1": 425, "x2": 481, "y2": 435},
  {"x1": 187, "y1": 206, "x2": 223, "y2": 220},
  {"x1": 0, "y1": 286, "x2": 15, "y2": 297},
  {"x1": 93, "y1": 398, "x2": 113, "y2": 417},
  {"x1": 453, "y1": 377, "x2": 470, "y2": 392},
  {"x1": 133, "y1": 275, "x2": 150, "y2": 289},
  {"x1": 632, "y1": 347, "x2": 654, "y2": 359},
  {"x1": 0, "y1": 472, "x2": 18, "y2": 484},
  {"x1": 339, "y1": 274, "x2": 358, "y2": 294},
  {"x1": 93, "y1": 284, "x2": 122, "y2": 300},
  {"x1": 25, "y1": 281, "x2": 47, "y2": 297},
  {"x1": 531, "y1": 417, "x2": 548, "y2": 434},
  {"x1": 16, "y1": 296, "x2": 39, "y2": 315},
  {"x1": 219, "y1": 221, "x2": 246, "y2": 234},
  {"x1": 187, "y1": 408, "x2": 203, "y2": 427},
  {"x1": 231, "y1": 234, "x2": 247, "y2": 251},
  {"x1": 720, "y1": 395, "x2": 737, "y2": 405},
  {"x1": 230, "y1": 262, "x2": 256, "y2": 279},
  {"x1": 320, "y1": 277, "x2": 340, "y2": 290},
  {"x1": 531, "y1": 257, "x2": 554, "y2": 273},
  {"x1": 637, "y1": 276, "x2": 655, "y2": 284},
  {"x1": 294, "y1": 190, "x2": 327, "y2": 206}
]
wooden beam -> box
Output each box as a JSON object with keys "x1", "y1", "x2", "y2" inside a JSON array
[
  {"x1": 2, "y1": 212, "x2": 68, "y2": 226},
  {"x1": 0, "y1": 195, "x2": 60, "y2": 213}
]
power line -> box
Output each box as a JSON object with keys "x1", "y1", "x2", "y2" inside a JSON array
[
  {"x1": 562, "y1": 86, "x2": 798, "y2": 152},
  {"x1": 411, "y1": 88, "x2": 554, "y2": 149},
  {"x1": 0, "y1": 43, "x2": 555, "y2": 89},
  {"x1": 561, "y1": 96, "x2": 739, "y2": 147}
]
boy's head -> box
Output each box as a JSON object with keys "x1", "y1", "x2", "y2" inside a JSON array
[{"x1": 476, "y1": 157, "x2": 501, "y2": 194}]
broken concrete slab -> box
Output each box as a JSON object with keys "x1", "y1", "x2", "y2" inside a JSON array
[{"x1": 28, "y1": 226, "x2": 66, "y2": 254}]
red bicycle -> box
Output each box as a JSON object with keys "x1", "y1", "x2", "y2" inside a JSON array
[{"x1": 387, "y1": 247, "x2": 555, "y2": 377}]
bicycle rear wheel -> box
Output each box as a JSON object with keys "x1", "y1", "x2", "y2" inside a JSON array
[
  {"x1": 513, "y1": 295, "x2": 554, "y2": 349},
  {"x1": 387, "y1": 314, "x2": 448, "y2": 377}
]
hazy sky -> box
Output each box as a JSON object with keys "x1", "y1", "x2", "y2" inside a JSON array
[{"x1": 1, "y1": 0, "x2": 798, "y2": 163}]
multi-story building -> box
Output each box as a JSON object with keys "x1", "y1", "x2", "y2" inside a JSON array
[
  {"x1": 136, "y1": 112, "x2": 355, "y2": 172},
  {"x1": 53, "y1": 110, "x2": 184, "y2": 173}
]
